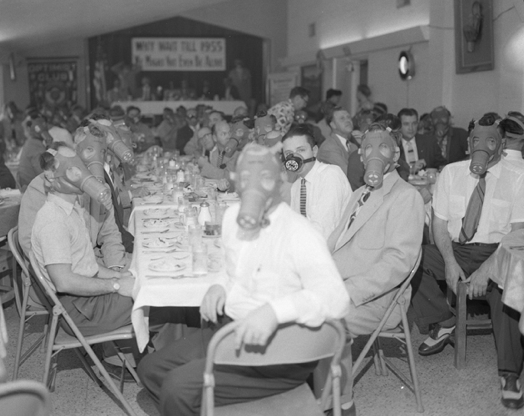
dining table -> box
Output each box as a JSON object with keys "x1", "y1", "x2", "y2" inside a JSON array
[
  {"x1": 128, "y1": 156, "x2": 239, "y2": 351},
  {"x1": 490, "y1": 229, "x2": 524, "y2": 335}
]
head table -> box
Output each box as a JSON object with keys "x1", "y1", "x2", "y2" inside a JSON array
[{"x1": 128, "y1": 154, "x2": 238, "y2": 351}]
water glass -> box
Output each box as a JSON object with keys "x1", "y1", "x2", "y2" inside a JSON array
[
  {"x1": 192, "y1": 243, "x2": 208, "y2": 276},
  {"x1": 188, "y1": 225, "x2": 203, "y2": 248}
]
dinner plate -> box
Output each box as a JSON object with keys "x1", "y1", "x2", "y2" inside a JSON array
[
  {"x1": 144, "y1": 208, "x2": 169, "y2": 217},
  {"x1": 149, "y1": 259, "x2": 187, "y2": 273},
  {"x1": 143, "y1": 219, "x2": 169, "y2": 229},
  {"x1": 141, "y1": 196, "x2": 163, "y2": 204},
  {"x1": 142, "y1": 238, "x2": 176, "y2": 249}
]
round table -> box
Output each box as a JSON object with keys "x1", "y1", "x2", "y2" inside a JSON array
[{"x1": 492, "y1": 229, "x2": 524, "y2": 334}]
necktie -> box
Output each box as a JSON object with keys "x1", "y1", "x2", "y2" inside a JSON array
[
  {"x1": 218, "y1": 150, "x2": 225, "y2": 168},
  {"x1": 459, "y1": 174, "x2": 486, "y2": 244},
  {"x1": 300, "y1": 178, "x2": 307, "y2": 217},
  {"x1": 347, "y1": 185, "x2": 372, "y2": 229},
  {"x1": 406, "y1": 140, "x2": 417, "y2": 165}
]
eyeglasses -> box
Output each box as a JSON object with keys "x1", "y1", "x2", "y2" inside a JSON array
[{"x1": 187, "y1": 115, "x2": 197, "y2": 119}]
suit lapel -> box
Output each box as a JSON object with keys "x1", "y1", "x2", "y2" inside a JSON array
[
  {"x1": 416, "y1": 135, "x2": 426, "y2": 160},
  {"x1": 331, "y1": 133, "x2": 349, "y2": 159},
  {"x1": 333, "y1": 171, "x2": 400, "y2": 251}
]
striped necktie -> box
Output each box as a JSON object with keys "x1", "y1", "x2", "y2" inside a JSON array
[
  {"x1": 459, "y1": 174, "x2": 486, "y2": 244},
  {"x1": 218, "y1": 150, "x2": 225, "y2": 168},
  {"x1": 347, "y1": 185, "x2": 372, "y2": 230},
  {"x1": 300, "y1": 178, "x2": 307, "y2": 216}
]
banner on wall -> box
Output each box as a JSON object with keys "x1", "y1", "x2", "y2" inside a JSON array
[
  {"x1": 132, "y1": 37, "x2": 226, "y2": 71},
  {"x1": 27, "y1": 59, "x2": 78, "y2": 108},
  {"x1": 267, "y1": 72, "x2": 299, "y2": 107}
]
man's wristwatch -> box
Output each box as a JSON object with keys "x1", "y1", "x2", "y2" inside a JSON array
[{"x1": 112, "y1": 278, "x2": 120, "y2": 293}]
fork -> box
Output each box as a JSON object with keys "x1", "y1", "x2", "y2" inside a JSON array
[
  {"x1": 144, "y1": 247, "x2": 181, "y2": 254},
  {"x1": 142, "y1": 229, "x2": 170, "y2": 234}
]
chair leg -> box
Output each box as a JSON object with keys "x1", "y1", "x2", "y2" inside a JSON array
[
  {"x1": 400, "y1": 303, "x2": 424, "y2": 413},
  {"x1": 43, "y1": 315, "x2": 59, "y2": 389},
  {"x1": 372, "y1": 339, "x2": 387, "y2": 376},
  {"x1": 454, "y1": 283, "x2": 468, "y2": 370},
  {"x1": 113, "y1": 345, "x2": 142, "y2": 386},
  {"x1": 13, "y1": 289, "x2": 30, "y2": 380},
  {"x1": 72, "y1": 348, "x2": 104, "y2": 388},
  {"x1": 376, "y1": 338, "x2": 388, "y2": 376}
]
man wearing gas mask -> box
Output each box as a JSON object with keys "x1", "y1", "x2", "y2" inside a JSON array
[
  {"x1": 283, "y1": 125, "x2": 352, "y2": 239},
  {"x1": 138, "y1": 143, "x2": 349, "y2": 416},
  {"x1": 410, "y1": 114, "x2": 524, "y2": 409},
  {"x1": 500, "y1": 111, "x2": 524, "y2": 169},
  {"x1": 19, "y1": 121, "x2": 132, "y2": 271},
  {"x1": 430, "y1": 106, "x2": 469, "y2": 163},
  {"x1": 17, "y1": 112, "x2": 53, "y2": 192},
  {"x1": 328, "y1": 123, "x2": 424, "y2": 336}
]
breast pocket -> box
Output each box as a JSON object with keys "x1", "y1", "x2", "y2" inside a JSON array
[{"x1": 490, "y1": 199, "x2": 511, "y2": 224}]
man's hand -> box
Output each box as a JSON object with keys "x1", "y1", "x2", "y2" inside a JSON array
[
  {"x1": 444, "y1": 260, "x2": 466, "y2": 294},
  {"x1": 118, "y1": 270, "x2": 133, "y2": 278},
  {"x1": 234, "y1": 304, "x2": 278, "y2": 350},
  {"x1": 200, "y1": 285, "x2": 226, "y2": 323},
  {"x1": 464, "y1": 268, "x2": 490, "y2": 299},
  {"x1": 418, "y1": 187, "x2": 432, "y2": 204},
  {"x1": 116, "y1": 276, "x2": 135, "y2": 297},
  {"x1": 217, "y1": 178, "x2": 230, "y2": 191},
  {"x1": 413, "y1": 159, "x2": 426, "y2": 174}
]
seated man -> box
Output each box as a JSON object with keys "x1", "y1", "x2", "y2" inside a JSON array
[
  {"x1": 197, "y1": 120, "x2": 238, "y2": 180},
  {"x1": 410, "y1": 115, "x2": 524, "y2": 409},
  {"x1": 500, "y1": 111, "x2": 524, "y2": 169},
  {"x1": 328, "y1": 124, "x2": 425, "y2": 336},
  {"x1": 317, "y1": 107, "x2": 359, "y2": 175},
  {"x1": 176, "y1": 108, "x2": 198, "y2": 155},
  {"x1": 268, "y1": 86, "x2": 309, "y2": 134},
  {"x1": 282, "y1": 125, "x2": 352, "y2": 239},
  {"x1": 138, "y1": 143, "x2": 349, "y2": 416},
  {"x1": 126, "y1": 106, "x2": 155, "y2": 153},
  {"x1": 154, "y1": 108, "x2": 180, "y2": 152}
]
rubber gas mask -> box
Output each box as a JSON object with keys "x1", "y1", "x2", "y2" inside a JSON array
[
  {"x1": 29, "y1": 116, "x2": 53, "y2": 147},
  {"x1": 282, "y1": 153, "x2": 315, "y2": 173},
  {"x1": 360, "y1": 129, "x2": 399, "y2": 188},
  {"x1": 45, "y1": 147, "x2": 112, "y2": 209},
  {"x1": 91, "y1": 119, "x2": 134, "y2": 164},
  {"x1": 74, "y1": 125, "x2": 108, "y2": 180},
  {"x1": 224, "y1": 120, "x2": 251, "y2": 158},
  {"x1": 254, "y1": 114, "x2": 275, "y2": 144},
  {"x1": 468, "y1": 121, "x2": 503, "y2": 175},
  {"x1": 231, "y1": 144, "x2": 282, "y2": 239}
]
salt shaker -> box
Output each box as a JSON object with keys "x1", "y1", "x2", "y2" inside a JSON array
[{"x1": 198, "y1": 201, "x2": 212, "y2": 226}]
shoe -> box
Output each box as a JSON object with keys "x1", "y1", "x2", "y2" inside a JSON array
[
  {"x1": 501, "y1": 374, "x2": 524, "y2": 409},
  {"x1": 101, "y1": 361, "x2": 135, "y2": 383},
  {"x1": 418, "y1": 324, "x2": 455, "y2": 356},
  {"x1": 324, "y1": 402, "x2": 356, "y2": 416}
]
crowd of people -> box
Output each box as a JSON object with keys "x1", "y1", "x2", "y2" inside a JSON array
[{"x1": 2, "y1": 81, "x2": 524, "y2": 415}]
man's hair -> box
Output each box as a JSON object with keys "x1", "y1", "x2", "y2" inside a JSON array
[
  {"x1": 354, "y1": 109, "x2": 375, "y2": 130},
  {"x1": 209, "y1": 110, "x2": 225, "y2": 120},
  {"x1": 431, "y1": 106, "x2": 451, "y2": 117},
  {"x1": 282, "y1": 125, "x2": 316, "y2": 148},
  {"x1": 397, "y1": 108, "x2": 419, "y2": 120},
  {"x1": 39, "y1": 141, "x2": 68, "y2": 171},
  {"x1": 468, "y1": 113, "x2": 504, "y2": 135},
  {"x1": 501, "y1": 111, "x2": 524, "y2": 139},
  {"x1": 372, "y1": 102, "x2": 388, "y2": 117},
  {"x1": 126, "y1": 106, "x2": 140, "y2": 115},
  {"x1": 289, "y1": 86, "x2": 309, "y2": 100},
  {"x1": 326, "y1": 89, "x2": 342, "y2": 100},
  {"x1": 326, "y1": 106, "x2": 348, "y2": 125},
  {"x1": 357, "y1": 84, "x2": 371, "y2": 97},
  {"x1": 211, "y1": 120, "x2": 228, "y2": 136},
  {"x1": 364, "y1": 123, "x2": 400, "y2": 146},
  {"x1": 482, "y1": 112, "x2": 502, "y2": 121},
  {"x1": 375, "y1": 113, "x2": 401, "y2": 131}
]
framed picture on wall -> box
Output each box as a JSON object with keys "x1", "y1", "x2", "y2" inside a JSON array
[
  {"x1": 301, "y1": 64, "x2": 322, "y2": 111},
  {"x1": 455, "y1": 0, "x2": 494, "y2": 74}
]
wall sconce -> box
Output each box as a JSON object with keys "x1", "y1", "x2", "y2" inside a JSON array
[
  {"x1": 398, "y1": 50, "x2": 415, "y2": 80},
  {"x1": 9, "y1": 53, "x2": 16, "y2": 81}
]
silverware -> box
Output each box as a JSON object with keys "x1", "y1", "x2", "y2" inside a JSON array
[
  {"x1": 145, "y1": 274, "x2": 192, "y2": 279},
  {"x1": 151, "y1": 255, "x2": 189, "y2": 261},
  {"x1": 142, "y1": 229, "x2": 170, "y2": 234},
  {"x1": 144, "y1": 248, "x2": 181, "y2": 254},
  {"x1": 143, "y1": 217, "x2": 176, "y2": 220}
]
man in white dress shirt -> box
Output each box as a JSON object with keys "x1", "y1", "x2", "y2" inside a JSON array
[
  {"x1": 282, "y1": 125, "x2": 352, "y2": 239},
  {"x1": 138, "y1": 143, "x2": 349, "y2": 416}
]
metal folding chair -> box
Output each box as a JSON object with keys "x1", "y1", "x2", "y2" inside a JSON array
[
  {"x1": 28, "y1": 251, "x2": 140, "y2": 416},
  {"x1": 351, "y1": 249, "x2": 424, "y2": 413},
  {"x1": 7, "y1": 227, "x2": 50, "y2": 380},
  {"x1": 201, "y1": 320, "x2": 346, "y2": 416}
]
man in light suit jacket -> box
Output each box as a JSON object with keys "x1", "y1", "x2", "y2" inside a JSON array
[
  {"x1": 317, "y1": 107, "x2": 359, "y2": 175},
  {"x1": 327, "y1": 125, "x2": 425, "y2": 336},
  {"x1": 398, "y1": 108, "x2": 447, "y2": 173}
]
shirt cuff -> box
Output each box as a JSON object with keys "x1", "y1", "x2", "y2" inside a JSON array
[{"x1": 268, "y1": 298, "x2": 298, "y2": 324}]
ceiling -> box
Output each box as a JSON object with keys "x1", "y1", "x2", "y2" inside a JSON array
[{"x1": 0, "y1": 0, "x2": 228, "y2": 52}]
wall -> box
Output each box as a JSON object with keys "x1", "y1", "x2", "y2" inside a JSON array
[
  {"x1": 1, "y1": 38, "x2": 88, "y2": 110},
  {"x1": 180, "y1": 0, "x2": 288, "y2": 72},
  {"x1": 284, "y1": 0, "x2": 524, "y2": 131}
]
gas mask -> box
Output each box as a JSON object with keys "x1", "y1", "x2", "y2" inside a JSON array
[
  {"x1": 254, "y1": 114, "x2": 275, "y2": 143},
  {"x1": 431, "y1": 107, "x2": 450, "y2": 139},
  {"x1": 74, "y1": 125, "x2": 108, "y2": 180},
  {"x1": 231, "y1": 144, "x2": 282, "y2": 238},
  {"x1": 113, "y1": 119, "x2": 138, "y2": 150},
  {"x1": 282, "y1": 153, "x2": 315, "y2": 173},
  {"x1": 360, "y1": 129, "x2": 399, "y2": 188},
  {"x1": 45, "y1": 147, "x2": 112, "y2": 210},
  {"x1": 224, "y1": 120, "x2": 251, "y2": 158},
  {"x1": 261, "y1": 131, "x2": 283, "y2": 150},
  {"x1": 90, "y1": 119, "x2": 134, "y2": 164},
  {"x1": 468, "y1": 121, "x2": 503, "y2": 175},
  {"x1": 29, "y1": 116, "x2": 53, "y2": 147},
  {"x1": 503, "y1": 115, "x2": 524, "y2": 140}
]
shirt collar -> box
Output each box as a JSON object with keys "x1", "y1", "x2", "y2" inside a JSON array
[
  {"x1": 303, "y1": 160, "x2": 319, "y2": 183},
  {"x1": 402, "y1": 137, "x2": 415, "y2": 145},
  {"x1": 466, "y1": 159, "x2": 502, "y2": 179},
  {"x1": 47, "y1": 193, "x2": 76, "y2": 216},
  {"x1": 504, "y1": 149, "x2": 523, "y2": 161}
]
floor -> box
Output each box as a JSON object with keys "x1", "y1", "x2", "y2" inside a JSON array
[{"x1": 2, "y1": 301, "x2": 522, "y2": 416}]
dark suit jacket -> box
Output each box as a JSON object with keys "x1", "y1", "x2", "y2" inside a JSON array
[
  {"x1": 317, "y1": 132, "x2": 358, "y2": 175},
  {"x1": 400, "y1": 134, "x2": 447, "y2": 169},
  {"x1": 445, "y1": 127, "x2": 469, "y2": 163},
  {"x1": 104, "y1": 170, "x2": 134, "y2": 253},
  {"x1": 176, "y1": 125, "x2": 195, "y2": 155}
]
